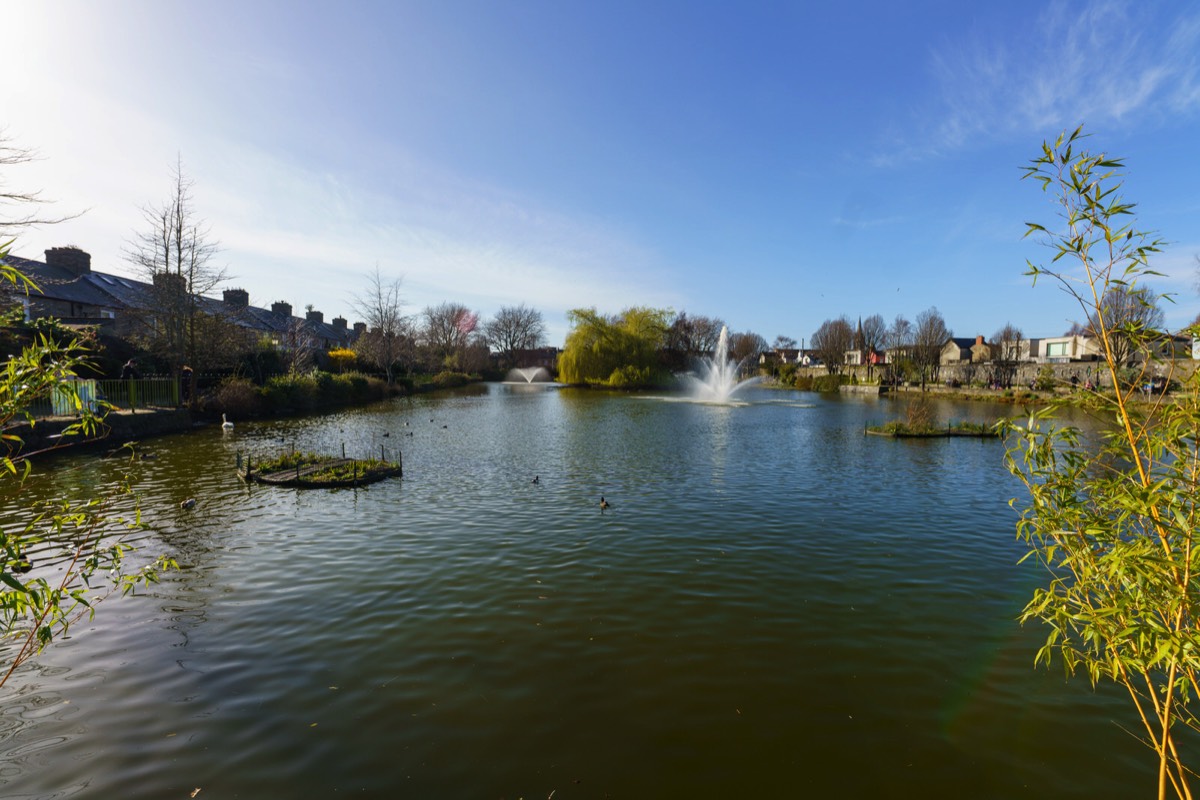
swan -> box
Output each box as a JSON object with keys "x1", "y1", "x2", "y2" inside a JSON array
[{"x1": 222, "y1": 414, "x2": 234, "y2": 431}]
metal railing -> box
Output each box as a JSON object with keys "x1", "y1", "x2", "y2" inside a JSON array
[
  {"x1": 97, "y1": 378, "x2": 180, "y2": 412},
  {"x1": 20, "y1": 378, "x2": 182, "y2": 419}
]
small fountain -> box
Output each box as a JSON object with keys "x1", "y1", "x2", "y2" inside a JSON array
[
  {"x1": 682, "y1": 326, "x2": 761, "y2": 403},
  {"x1": 504, "y1": 366, "x2": 551, "y2": 384}
]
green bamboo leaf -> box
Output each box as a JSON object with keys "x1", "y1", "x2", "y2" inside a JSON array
[{"x1": 0, "y1": 573, "x2": 30, "y2": 593}]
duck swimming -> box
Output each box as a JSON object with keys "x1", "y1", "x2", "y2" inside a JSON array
[{"x1": 599, "y1": 496, "x2": 610, "y2": 510}]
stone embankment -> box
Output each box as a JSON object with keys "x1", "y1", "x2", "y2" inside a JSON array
[{"x1": 6, "y1": 408, "x2": 194, "y2": 460}]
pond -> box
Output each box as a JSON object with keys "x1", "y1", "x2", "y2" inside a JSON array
[{"x1": 0, "y1": 385, "x2": 1154, "y2": 798}]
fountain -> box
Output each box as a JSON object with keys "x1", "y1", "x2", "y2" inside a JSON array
[
  {"x1": 504, "y1": 366, "x2": 551, "y2": 384},
  {"x1": 682, "y1": 326, "x2": 761, "y2": 403}
]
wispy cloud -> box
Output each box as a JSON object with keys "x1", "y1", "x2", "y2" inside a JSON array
[{"x1": 890, "y1": 1, "x2": 1200, "y2": 161}]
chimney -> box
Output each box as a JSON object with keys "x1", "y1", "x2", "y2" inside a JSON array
[
  {"x1": 306, "y1": 309, "x2": 324, "y2": 324},
  {"x1": 975, "y1": 335, "x2": 984, "y2": 346},
  {"x1": 223, "y1": 288, "x2": 249, "y2": 307},
  {"x1": 353, "y1": 322, "x2": 367, "y2": 338},
  {"x1": 332, "y1": 316, "x2": 348, "y2": 330},
  {"x1": 271, "y1": 301, "x2": 292, "y2": 318},
  {"x1": 152, "y1": 272, "x2": 187, "y2": 294},
  {"x1": 45, "y1": 246, "x2": 91, "y2": 277}
]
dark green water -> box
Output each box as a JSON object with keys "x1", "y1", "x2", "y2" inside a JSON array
[{"x1": 0, "y1": 386, "x2": 1155, "y2": 797}]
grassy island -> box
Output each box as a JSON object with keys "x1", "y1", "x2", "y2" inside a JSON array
[
  {"x1": 865, "y1": 420, "x2": 1000, "y2": 438},
  {"x1": 238, "y1": 450, "x2": 402, "y2": 488}
]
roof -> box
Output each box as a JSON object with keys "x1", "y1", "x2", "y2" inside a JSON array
[
  {"x1": 6, "y1": 249, "x2": 354, "y2": 345},
  {"x1": 4, "y1": 254, "x2": 129, "y2": 308}
]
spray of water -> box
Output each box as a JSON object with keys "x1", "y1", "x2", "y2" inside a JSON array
[{"x1": 682, "y1": 326, "x2": 761, "y2": 403}]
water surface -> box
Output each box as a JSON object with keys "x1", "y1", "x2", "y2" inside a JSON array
[{"x1": 0, "y1": 386, "x2": 1154, "y2": 797}]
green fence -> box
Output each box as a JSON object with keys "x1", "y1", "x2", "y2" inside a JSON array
[{"x1": 96, "y1": 378, "x2": 180, "y2": 412}]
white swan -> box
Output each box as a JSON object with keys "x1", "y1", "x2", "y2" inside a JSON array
[{"x1": 222, "y1": 414, "x2": 234, "y2": 431}]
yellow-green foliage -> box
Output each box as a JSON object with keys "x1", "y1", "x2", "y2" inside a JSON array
[
  {"x1": 328, "y1": 347, "x2": 357, "y2": 373},
  {"x1": 1007, "y1": 127, "x2": 1198, "y2": 797},
  {"x1": 559, "y1": 306, "x2": 672, "y2": 386}
]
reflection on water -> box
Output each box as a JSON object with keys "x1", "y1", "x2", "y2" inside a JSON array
[{"x1": 0, "y1": 386, "x2": 1158, "y2": 797}]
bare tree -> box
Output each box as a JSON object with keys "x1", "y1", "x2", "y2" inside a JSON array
[
  {"x1": 859, "y1": 313, "x2": 886, "y2": 379},
  {"x1": 0, "y1": 130, "x2": 80, "y2": 236},
  {"x1": 913, "y1": 306, "x2": 950, "y2": 389},
  {"x1": 811, "y1": 317, "x2": 854, "y2": 374},
  {"x1": 773, "y1": 335, "x2": 798, "y2": 350},
  {"x1": 422, "y1": 302, "x2": 479, "y2": 371},
  {"x1": 664, "y1": 312, "x2": 725, "y2": 370},
  {"x1": 727, "y1": 330, "x2": 767, "y2": 372},
  {"x1": 125, "y1": 156, "x2": 225, "y2": 373},
  {"x1": 282, "y1": 317, "x2": 317, "y2": 374},
  {"x1": 884, "y1": 314, "x2": 914, "y2": 383},
  {"x1": 351, "y1": 266, "x2": 407, "y2": 384},
  {"x1": 483, "y1": 304, "x2": 546, "y2": 368},
  {"x1": 990, "y1": 322, "x2": 1024, "y2": 388},
  {"x1": 1090, "y1": 284, "x2": 1166, "y2": 366}
]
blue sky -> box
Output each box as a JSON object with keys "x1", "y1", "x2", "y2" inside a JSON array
[{"x1": 5, "y1": 0, "x2": 1199, "y2": 346}]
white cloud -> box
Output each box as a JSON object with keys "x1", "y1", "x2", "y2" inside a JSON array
[{"x1": 902, "y1": 1, "x2": 1200, "y2": 159}]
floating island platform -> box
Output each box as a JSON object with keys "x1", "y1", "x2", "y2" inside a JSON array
[{"x1": 237, "y1": 451, "x2": 402, "y2": 488}]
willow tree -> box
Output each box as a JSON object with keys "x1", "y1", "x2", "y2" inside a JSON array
[
  {"x1": 1006, "y1": 126, "x2": 1198, "y2": 799},
  {"x1": 558, "y1": 306, "x2": 672, "y2": 387}
]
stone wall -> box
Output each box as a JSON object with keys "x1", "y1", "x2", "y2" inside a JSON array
[{"x1": 792, "y1": 358, "x2": 1198, "y2": 389}]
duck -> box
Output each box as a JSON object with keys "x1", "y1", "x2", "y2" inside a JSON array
[
  {"x1": 222, "y1": 414, "x2": 234, "y2": 431},
  {"x1": 532, "y1": 475, "x2": 540, "y2": 485},
  {"x1": 599, "y1": 496, "x2": 610, "y2": 511},
  {"x1": 180, "y1": 498, "x2": 197, "y2": 510},
  {"x1": 12, "y1": 551, "x2": 32, "y2": 574}
]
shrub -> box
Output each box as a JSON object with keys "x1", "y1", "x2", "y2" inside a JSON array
[
  {"x1": 328, "y1": 348, "x2": 357, "y2": 373},
  {"x1": 216, "y1": 377, "x2": 262, "y2": 417},
  {"x1": 810, "y1": 374, "x2": 849, "y2": 393},
  {"x1": 431, "y1": 371, "x2": 471, "y2": 389},
  {"x1": 1034, "y1": 365, "x2": 1056, "y2": 391},
  {"x1": 905, "y1": 394, "x2": 935, "y2": 432}
]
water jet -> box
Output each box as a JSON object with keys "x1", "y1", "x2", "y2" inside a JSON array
[
  {"x1": 503, "y1": 366, "x2": 551, "y2": 384},
  {"x1": 681, "y1": 326, "x2": 761, "y2": 403}
]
